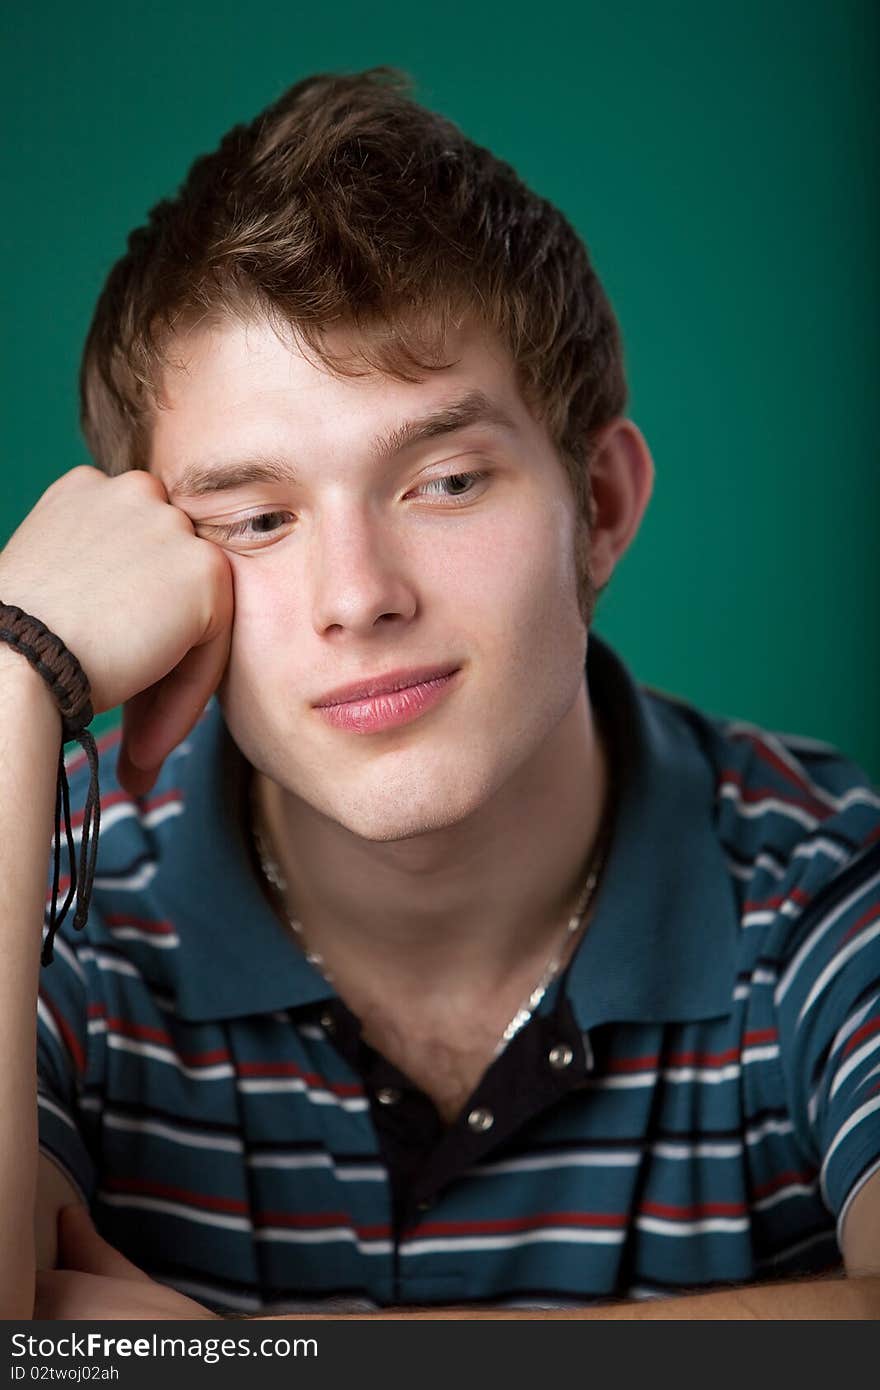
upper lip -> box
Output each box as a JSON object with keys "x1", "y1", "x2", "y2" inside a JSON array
[{"x1": 313, "y1": 664, "x2": 460, "y2": 707}]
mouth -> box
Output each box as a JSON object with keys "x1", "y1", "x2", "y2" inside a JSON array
[
  {"x1": 312, "y1": 664, "x2": 461, "y2": 708},
  {"x1": 312, "y1": 667, "x2": 461, "y2": 735}
]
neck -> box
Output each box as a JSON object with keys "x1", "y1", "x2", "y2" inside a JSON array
[{"x1": 253, "y1": 676, "x2": 609, "y2": 1006}]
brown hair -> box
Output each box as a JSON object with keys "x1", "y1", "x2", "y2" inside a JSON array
[{"x1": 79, "y1": 66, "x2": 627, "y2": 619}]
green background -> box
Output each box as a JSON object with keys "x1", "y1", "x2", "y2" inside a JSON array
[{"x1": 2, "y1": 1, "x2": 878, "y2": 775}]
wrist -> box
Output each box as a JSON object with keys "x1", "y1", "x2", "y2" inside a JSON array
[
  {"x1": 0, "y1": 643, "x2": 62, "y2": 737},
  {"x1": 0, "y1": 601, "x2": 93, "y2": 741}
]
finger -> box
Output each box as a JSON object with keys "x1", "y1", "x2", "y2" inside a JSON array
[
  {"x1": 57, "y1": 1204, "x2": 154, "y2": 1284},
  {"x1": 117, "y1": 627, "x2": 232, "y2": 796}
]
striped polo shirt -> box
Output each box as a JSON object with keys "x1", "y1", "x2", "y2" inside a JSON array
[{"x1": 36, "y1": 636, "x2": 880, "y2": 1313}]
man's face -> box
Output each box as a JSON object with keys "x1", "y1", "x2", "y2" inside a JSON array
[{"x1": 149, "y1": 313, "x2": 592, "y2": 841}]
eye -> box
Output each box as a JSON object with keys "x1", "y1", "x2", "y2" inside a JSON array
[
  {"x1": 412, "y1": 470, "x2": 488, "y2": 502},
  {"x1": 199, "y1": 510, "x2": 294, "y2": 543}
]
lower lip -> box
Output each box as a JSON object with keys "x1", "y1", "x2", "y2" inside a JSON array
[{"x1": 314, "y1": 670, "x2": 460, "y2": 734}]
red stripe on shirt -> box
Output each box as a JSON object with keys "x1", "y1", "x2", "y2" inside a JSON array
[
  {"x1": 102, "y1": 1176, "x2": 248, "y2": 1214},
  {"x1": 607, "y1": 1030, "x2": 777, "y2": 1074},
  {"x1": 605, "y1": 1054, "x2": 659, "y2": 1074},
  {"x1": 105, "y1": 914, "x2": 177, "y2": 936},
  {"x1": 743, "y1": 738, "x2": 835, "y2": 811},
  {"x1": 104, "y1": 1017, "x2": 230, "y2": 1066},
  {"x1": 743, "y1": 888, "x2": 811, "y2": 914},
  {"x1": 236, "y1": 1059, "x2": 363, "y2": 1097},
  {"x1": 754, "y1": 1169, "x2": 816, "y2": 1200},
  {"x1": 412, "y1": 1211, "x2": 629, "y2": 1237},
  {"x1": 38, "y1": 994, "x2": 87, "y2": 1076},
  {"x1": 841, "y1": 902, "x2": 880, "y2": 947},
  {"x1": 256, "y1": 1213, "x2": 390, "y2": 1239},
  {"x1": 641, "y1": 1199, "x2": 747, "y2": 1220},
  {"x1": 843, "y1": 1015, "x2": 880, "y2": 1058},
  {"x1": 719, "y1": 768, "x2": 829, "y2": 819},
  {"x1": 666, "y1": 1048, "x2": 740, "y2": 1068}
]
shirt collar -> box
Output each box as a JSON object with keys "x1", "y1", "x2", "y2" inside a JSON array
[
  {"x1": 161, "y1": 635, "x2": 737, "y2": 1025},
  {"x1": 564, "y1": 636, "x2": 738, "y2": 1030}
]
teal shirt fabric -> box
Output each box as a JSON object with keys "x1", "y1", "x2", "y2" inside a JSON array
[{"x1": 36, "y1": 637, "x2": 880, "y2": 1311}]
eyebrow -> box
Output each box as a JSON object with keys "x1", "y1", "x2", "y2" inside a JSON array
[{"x1": 169, "y1": 389, "x2": 519, "y2": 500}]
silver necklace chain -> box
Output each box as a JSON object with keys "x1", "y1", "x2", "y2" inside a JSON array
[
  {"x1": 250, "y1": 788, "x2": 607, "y2": 1057},
  {"x1": 494, "y1": 849, "x2": 604, "y2": 1052}
]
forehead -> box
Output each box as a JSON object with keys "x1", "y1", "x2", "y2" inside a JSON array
[{"x1": 148, "y1": 311, "x2": 537, "y2": 486}]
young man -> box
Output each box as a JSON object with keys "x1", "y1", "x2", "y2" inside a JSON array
[{"x1": 1, "y1": 68, "x2": 879, "y2": 1320}]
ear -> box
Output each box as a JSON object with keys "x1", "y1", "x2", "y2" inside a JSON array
[{"x1": 586, "y1": 418, "x2": 655, "y2": 591}]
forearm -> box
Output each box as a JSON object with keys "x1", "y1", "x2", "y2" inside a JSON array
[
  {"x1": 0, "y1": 648, "x2": 61, "y2": 1317},
  {"x1": 247, "y1": 1274, "x2": 880, "y2": 1321}
]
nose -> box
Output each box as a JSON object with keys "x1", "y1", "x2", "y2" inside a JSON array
[{"x1": 308, "y1": 506, "x2": 418, "y2": 638}]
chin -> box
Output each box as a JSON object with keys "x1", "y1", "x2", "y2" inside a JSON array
[
  {"x1": 317, "y1": 783, "x2": 486, "y2": 843},
  {"x1": 299, "y1": 749, "x2": 499, "y2": 841},
  {"x1": 228, "y1": 699, "x2": 513, "y2": 841},
  {"x1": 333, "y1": 816, "x2": 448, "y2": 844}
]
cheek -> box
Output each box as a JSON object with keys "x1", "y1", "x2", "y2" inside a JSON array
[
  {"x1": 448, "y1": 494, "x2": 582, "y2": 627},
  {"x1": 429, "y1": 499, "x2": 586, "y2": 713},
  {"x1": 217, "y1": 556, "x2": 299, "y2": 704}
]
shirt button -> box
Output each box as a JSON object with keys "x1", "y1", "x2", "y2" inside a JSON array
[
  {"x1": 375, "y1": 1087, "x2": 401, "y2": 1106},
  {"x1": 467, "y1": 1107, "x2": 495, "y2": 1133},
  {"x1": 548, "y1": 1043, "x2": 574, "y2": 1070},
  {"x1": 319, "y1": 1011, "x2": 335, "y2": 1034},
  {"x1": 416, "y1": 1199, "x2": 433, "y2": 1213}
]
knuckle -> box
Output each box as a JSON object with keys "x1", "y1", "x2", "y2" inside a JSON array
[
  {"x1": 117, "y1": 467, "x2": 168, "y2": 501},
  {"x1": 67, "y1": 463, "x2": 102, "y2": 483},
  {"x1": 47, "y1": 464, "x2": 101, "y2": 497}
]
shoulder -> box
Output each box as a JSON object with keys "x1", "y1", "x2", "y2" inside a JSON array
[
  {"x1": 648, "y1": 690, "x2": 880, "y2": 917},
  {"x1": 708, "y1": 711, "x2": 878, "y2": 856},
  {"x1": 642, "y1": 696, "x2": 880, "y2": 1153},
  {"x1": 633, "y1": 685, "x2": 880, "y2": 1029}
]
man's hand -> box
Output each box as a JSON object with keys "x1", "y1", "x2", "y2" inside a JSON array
[
  {"x1": 0, "y1": 465, "x2": 233, "y2": 795},
  {"x1": 34, "y1": 1205, "x2": 218, "y2": 1320}
]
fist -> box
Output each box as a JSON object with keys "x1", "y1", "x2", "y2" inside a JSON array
[{"x1": 0, "y1": 465, "x2": 234, "y2": 793}]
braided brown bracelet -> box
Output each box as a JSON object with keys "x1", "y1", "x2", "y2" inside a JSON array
[{"x1": 0, "y1": 601, "x2": 101, "y2": 965}]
